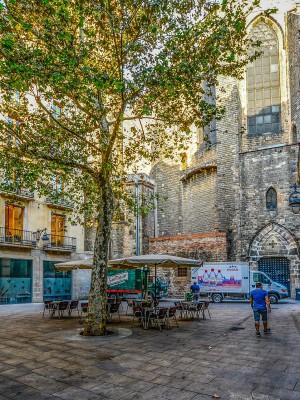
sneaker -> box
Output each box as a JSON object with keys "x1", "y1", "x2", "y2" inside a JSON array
[
  {"x1": 256, "y1": 332, "x2": 261, "y2": 337},
  {"x1": 264, "y1": 328, "x2": 271, "y2": 334}
]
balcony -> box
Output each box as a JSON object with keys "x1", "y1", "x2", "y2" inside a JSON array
[
  {"x1": 46, "y1": 192, "x2": 74, "y2": 210},
  {"x1": 0, "y1": 227, "x2": 36, "y2": 248},
  {"x1": 0, "y1": 186, "x2": 34, "y2": 201},
  {"x1": 43, "y1": 234, "x2": 76, "y2": 252}
]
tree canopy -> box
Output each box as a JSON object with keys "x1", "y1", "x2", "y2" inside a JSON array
[{"x1": 0, "y1": 0, "x2": 271, "y2": 334}]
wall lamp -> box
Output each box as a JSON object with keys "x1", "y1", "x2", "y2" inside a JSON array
[
  {"x1": 34, "y1": 228, "x2": 50, "y2": 242},
  {"x1": 289, "y1": 183, "x2": 300, "y2": 214}
]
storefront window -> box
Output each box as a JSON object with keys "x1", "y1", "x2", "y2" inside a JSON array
[
  {"x1": 0, "y1": 258, "x2": 32, "y2": 304},
  {"x1": 43, "y1": 261, "x2": 72, "y2": 301}
]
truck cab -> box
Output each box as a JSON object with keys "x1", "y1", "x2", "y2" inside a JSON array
[
  {"x1": 148, "y1": 275, "x2": 169, "y2": 299},
  {"x1": 250, "y1": 271, "x2": 288, "y2": 303}
]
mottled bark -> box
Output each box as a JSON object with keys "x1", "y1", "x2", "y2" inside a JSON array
[{"x1": 83, "y1": 178, "x2": 114, "y2": 336}]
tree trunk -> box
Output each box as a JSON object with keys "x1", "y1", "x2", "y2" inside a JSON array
[{"x1": 83, "y1": 178, "x2": 114, "y2": 336}]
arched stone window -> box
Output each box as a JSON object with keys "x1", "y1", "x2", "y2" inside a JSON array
[
  {"x1": 247, "y1": 22, "x2": 281, "y2": 135},
  {"x1": 266, "y1": 187, "x2": 277, "y2": 210}
]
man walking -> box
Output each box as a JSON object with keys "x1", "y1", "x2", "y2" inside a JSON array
[
  {"x1": 190, "y1": 281, "x2": 200, "y2": 301},
  {"x1": 250, "y1": 282, "x2": 271, "y2": 337}
]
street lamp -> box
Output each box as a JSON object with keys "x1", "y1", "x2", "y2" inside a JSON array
[{"x1": 289, "y1": 184, "x2": 300, "y2": 214}]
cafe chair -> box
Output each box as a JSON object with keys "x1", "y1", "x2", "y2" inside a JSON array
[
  {"x1": 42, "y1": 301, "x2": 53, "y2": 317},
  {"x1": 79, "y1": 302, "x2": 89, "y2": 322},
  {"x1": 51, "y1": 301, "x2": 69, "y2": 319},
  {"x1": 131, "y1": 305, "x2": 143, "y2": 328},
  {"x1": 148, "y1": 308, "x2": 168, "y2": 332},
  {"x1": 167, "y1": 306, "x2": 178, "y2": 329},
  {"x1": 126, "y1": 299, "x2": 134, "y2": 315},
  {"x1": 203, "y1": 301, "x2": 211, "y2": 319},
  {"x1": 108, "y1": 302, "x2": 120, "y2": 321},
  {"x1": 174, "y1": 301, "x2": 188, "y2": 319},
  {"x1": 68, "y1": 300, "x2": 79, "y2": 317}
]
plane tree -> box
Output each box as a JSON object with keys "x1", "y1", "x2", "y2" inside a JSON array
[{"x1": 0, "y1": 0, "x2": 271, "y2": 335}]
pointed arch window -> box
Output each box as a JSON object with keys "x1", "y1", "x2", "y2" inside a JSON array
[
  {"x1": 266, "y1": 187, "x2": 277, "y2": 210},
  {"x1": 247, "y1": 22, "x2": 281, "y2": 135}
]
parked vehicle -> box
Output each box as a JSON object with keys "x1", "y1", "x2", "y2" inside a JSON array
[
  {"x1": 107, "y1": 268, "x2": 168, "y2": 299},
  {"x1": 191, "y1": 262, "x2": 288, "y2": 303}
]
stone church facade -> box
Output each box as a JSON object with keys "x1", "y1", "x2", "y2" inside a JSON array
[{"x1": 148, "y1": 1, "x2": 300, "y2": 298}]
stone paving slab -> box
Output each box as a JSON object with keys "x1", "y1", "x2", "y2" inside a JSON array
[{"x1": 0, "y1": 300, "x2": 300, "y2": 399}]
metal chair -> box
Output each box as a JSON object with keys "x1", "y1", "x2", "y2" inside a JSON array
[
  {"x1": 126, "y1": 299, "x2": 134, "y2": 315},
  {"x1": 203, "y1": 301, "x2": 211, "y2": 319},
  {"x1": 42, "y1": 301, "x2": 53, "y2": 317},
  {"x1": 79, "y1": 302, "x2": 89, "y2": 322},
  {"x1": 51, "y1": 301, "x2": 69, "y2": 319},
  {"x1": 108, "y1": 302, "x2": 120, "y2": 321},
  {"x1": 131, "y1": 305, "x2": 143, "y2": 327},
  {"x1": 148, "y1": 308, "x2": 168, "y2": 331},
  {"x1": 68, "y1": 300, "x2": 79, "y2": 317},
  {"x1": 167, "y1": 306, "x2": 178, "y2": 328},
  {"x1": 174, "y1": 301, "x2": 188, "y2": 318}
]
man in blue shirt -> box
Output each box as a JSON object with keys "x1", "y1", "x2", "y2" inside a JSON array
[
  {"x1": 250, "y1": 282, "x2": 271, "y2": 337},
  {"x1": 190, "y1": 281, "x2": 200, "y2": 301}
]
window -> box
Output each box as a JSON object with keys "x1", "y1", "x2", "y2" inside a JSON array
[
  {"x1": 177, "y1": 267, "x2": 188, "y2": 277},
  {"x1": 199, "y1": 84, "x2": 217, "y2": 150},
  {"x1": 180, "y1": 152, "x2": 188, "y2": 171},
  {"x1": 52, "y1": 102, "x2": 61, "y2": 119},
  {"x1": 7, "y1": 117, "x2": 21, "y2": 146},
  {"x1": 0, "y1": 258, "x2": 32, "y2": 304},
  {"x1": 5, "y1": 204, "x2": 24, "y2": 238},
  {"x1": 51, "y1": 174, "x2": 63, "y2": 193},
  {"x1": 43, "y1": 261, "x2": 71, "y2": 301},
  {"x1": 266, "y1": 187, "x2": 277, "y2": 210},
  {"x1": 253, "y1": 272, "x2": 271, "y2": 285},
  {"x1": 247, "y1": 22, "x2": 281, "y2": 135}
]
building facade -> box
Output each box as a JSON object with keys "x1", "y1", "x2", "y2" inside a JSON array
[
  {"x1": 149, "y1": 1, "x2": 300, "y2": 298},
  {"x1": 0, "y1": 188, "x2": 86, "y2": 304}
]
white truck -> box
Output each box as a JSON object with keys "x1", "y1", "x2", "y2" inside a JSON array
[{"x1": 191, "y1": 262, "x2": 289, "y2": 304}]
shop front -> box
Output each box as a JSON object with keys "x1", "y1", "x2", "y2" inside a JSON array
[{"x1": 0, "y1": 258, "x2": 32, "y2": 304}]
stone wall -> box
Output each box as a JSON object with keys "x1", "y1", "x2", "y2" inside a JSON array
[{"x1": 287, "y1": 10, "x2": 300, "y2": 142}]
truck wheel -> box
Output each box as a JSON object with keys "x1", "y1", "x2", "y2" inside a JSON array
[
  {"x1": 211, "y1": 293, "x2": 223, "y2": 303},
  {"x1": 268, "y1": 294, "x2": 279, "y2": 304}
]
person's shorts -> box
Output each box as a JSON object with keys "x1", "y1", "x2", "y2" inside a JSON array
[{"x1": 253, "y1": 309, "x2": 268, "y2": 322}]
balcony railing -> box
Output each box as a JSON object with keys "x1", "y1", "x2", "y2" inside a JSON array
[
  {"x1": 46, "y1": 192, "x2": 74, "y2": 210},
  {"x1": 44, "y1": 234, "x2": 76, "y2": 251},
  {"x1": 0, "y1": 186, "x2": 34, "y2": 200},
  {"x1": 0, "y1": 227, "x2": 36, "y2": 247}
]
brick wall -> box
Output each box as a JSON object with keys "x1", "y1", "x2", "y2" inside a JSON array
[{"x1": 149, "y1": 233, "x2": 227, "y2": 296}]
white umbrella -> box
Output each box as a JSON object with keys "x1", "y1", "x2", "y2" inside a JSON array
[
  {"x1": 54, "y1": 258, "x2": 93, "y2": 271},
  {"x1": 55, "y1": 254, "x2": 202, "y2": 305}
]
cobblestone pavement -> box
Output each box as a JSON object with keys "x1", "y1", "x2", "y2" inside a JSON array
[{"x1": 0, "y1": 300, "x2": 300, "y2": 400}]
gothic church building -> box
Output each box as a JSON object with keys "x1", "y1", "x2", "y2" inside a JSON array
[{"x1": 148, "y1": 1, "x2": 300, "y2": 298}]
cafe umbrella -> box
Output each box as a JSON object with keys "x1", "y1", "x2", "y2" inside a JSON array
[
  {"x1": 108, "y1": 254, "x2": 203, "y2": 306},
  {"x1": 55, "y1": 254, "x2": 203, "y2": 305}
]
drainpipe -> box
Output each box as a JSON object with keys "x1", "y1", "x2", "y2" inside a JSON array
[{"x1": 134, "y1": 176, "x2": 140, "y2": 256}]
